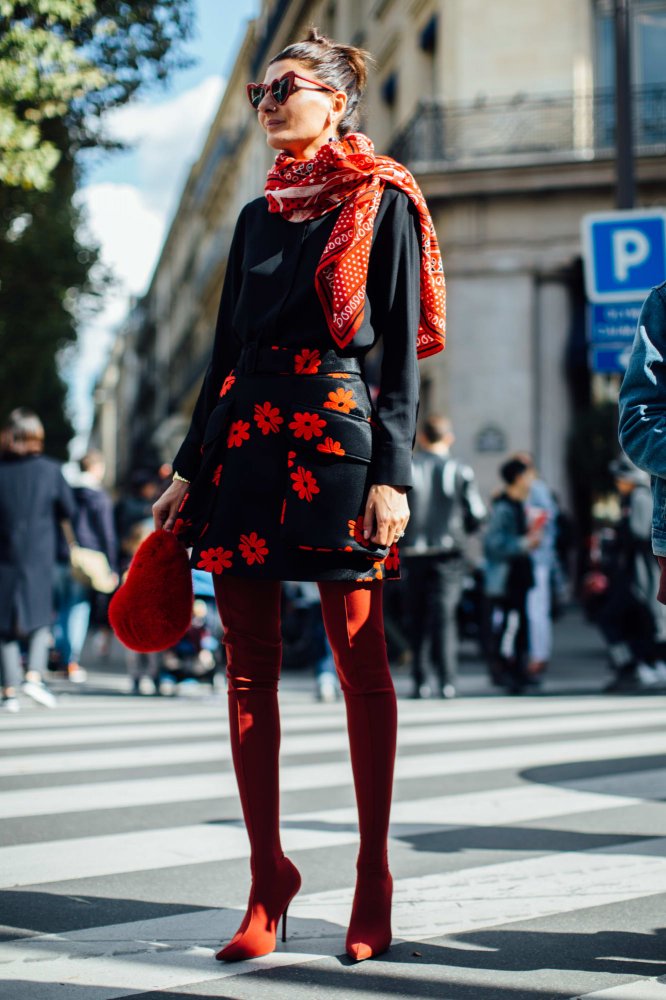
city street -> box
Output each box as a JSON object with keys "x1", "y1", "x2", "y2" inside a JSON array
[{"x1": 2, "y1": 611, "x2": 666, "y2": 1000}]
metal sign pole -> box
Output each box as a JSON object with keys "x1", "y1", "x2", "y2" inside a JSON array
[{"x1": 614, "y1": 0, "x2": 636, "y2": 209}]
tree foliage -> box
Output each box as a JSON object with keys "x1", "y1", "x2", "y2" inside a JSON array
[
  {"x1": 0, "y1": 0, "x2": 194, "y2": 190},
  {"x1": 0, "y1": 0, "x2": 194, "y2": 456}
]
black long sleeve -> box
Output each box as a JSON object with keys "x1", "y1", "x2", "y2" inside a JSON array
[
  {"x1": 366, "y1": 189, "x2": 421, "y2": 487},
  {"x1": 172, "y1": 208, "x2": 246, "y2": 481}
]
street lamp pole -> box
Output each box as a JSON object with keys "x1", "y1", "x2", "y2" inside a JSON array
[{"x1": 614, "y1": 0, "x2": 636, "y2": 208}]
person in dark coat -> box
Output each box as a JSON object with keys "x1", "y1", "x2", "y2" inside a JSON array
[
  {"x1": 0, "y1": 408, "x2": 76, "y2": 711},
  {"x1": 401, "y1": 414, "x2": 486, "y2": 699},
  {"x1": 152, "y1": 28, "x2": 446, "y2": 965},
  {"x1": 53, "y1": 449, "x2": 118, "y2": 682}
]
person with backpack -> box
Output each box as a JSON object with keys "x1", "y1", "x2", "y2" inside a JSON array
[{"x1": 401, "y1": 415, "x2": 486, "y2": 698}]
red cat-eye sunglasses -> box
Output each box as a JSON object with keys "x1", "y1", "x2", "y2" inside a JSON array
[{"x1": 246, "y1": 70, "x2": 337, "y2": 110}]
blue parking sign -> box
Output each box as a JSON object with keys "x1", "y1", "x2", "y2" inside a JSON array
[{"x1": 581, "y1": 209, "x2": 666, "y2": 302}]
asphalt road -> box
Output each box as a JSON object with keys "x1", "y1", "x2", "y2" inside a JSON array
[{"x1": 2, "y1": 609, "x2": 666, "y2": 1000}]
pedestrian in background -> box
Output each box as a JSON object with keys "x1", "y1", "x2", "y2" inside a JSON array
[
  {"x1": 596, "y1": 457, "x2": 665, "y2": 692},
  {"x1": 483, "y1": 457, "x2": 542, "y2": 694},
  {"x1": 53, "y1": 450, "x2": 118, "y2": 682},
  {"x1": 512, "y1": 452, "x2": 558, "y2": 685},
  {"x1": 0, "y1": 408, "x2": 76, "y2": 711},
  {"x1": 402, "y1": 414, "x2": 486, "y2": 699},
  {"x1": 153, "y1": 26, "x2": 446, "y2": 964}
]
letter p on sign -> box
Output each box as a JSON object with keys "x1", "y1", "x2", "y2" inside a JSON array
[
  {"x1": 582, "y1": 210, "x2": 666, "y2": 302},
  {"x1": 612, "y1": 229, "x2": 650, "y2": 283}
]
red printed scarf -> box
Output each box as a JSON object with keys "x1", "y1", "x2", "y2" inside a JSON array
[{"x1": 264, "y1": 132, "x2": 445, "y2": 359}]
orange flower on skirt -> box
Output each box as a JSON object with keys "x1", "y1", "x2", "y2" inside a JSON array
[
  {"x1": 316, "y1": 436, "x2": 346, "y2": 456},
  {"x1": 348, "y1": 516, "x2": 370, "y2": 548},
  {"x1": 323, "y1": 387, "x2": 357, "y2": 413},
  {"x1": 219, "y1": 373, "x2": 236, "y2": 397},
  {"x1": 238, "y1": 531, "x2": 269, "y2": 566},
  {"x1": 197, "y1": 547, "x2": 233, "y2": 574},
  {"x1": 212, "y1": 464, "x2": 223, "y2": 486},
  {"x1": 291, "y1": 466, "x2": 320, "y2": 502},
  {"x1": 289, "y1": 411, "x2": 327, "y2": 440},
  {"x1": 294, "y1": 348, "x2": 321, "y2": 374},
  {"x1": 227, "y1": 420, "x2": 250, "y2": 448},
  {"x1": 254, "y1": 401, "x2": 284, "y2": 435}
]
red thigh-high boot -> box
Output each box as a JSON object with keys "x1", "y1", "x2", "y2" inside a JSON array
[
  {"x1": 213, "y1": 576, "x2": 301, "y2": 962},
  {"x1": 319, "y1": 580, "x2": 397, "y2": 962}
]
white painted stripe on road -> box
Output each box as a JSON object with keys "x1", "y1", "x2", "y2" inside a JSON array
[
  {"x1": 3, "y1": 707, "x2": 666, "y2": 777},
  {"x1": 2, "y1": 730, "x2": 666, "y2": 819},
  {"x1": 293, "y1": 836, "x2": 666, "y2": 943},
  {"x1": 0, "y1": 907, "x2": 329, "y2": 1000},
  {"x1": 3, "y1": 837, "x2": 666, "y2": 1000},
  {"x1": 575, "y1": 979, "x2": 666, "y2": 998},
  {"x1": 2, "y1": 694, "x2": 663, "y2": 746},
  {"x1": 0, "y1": 782, "x2": 643, "y2": 888}
]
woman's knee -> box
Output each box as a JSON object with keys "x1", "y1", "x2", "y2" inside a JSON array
[
  {"x1": 319, "y1": 581, "x2": 393, "y2": 694},
  {"x1": 213, "y1": 577, "x2": 282, "y2": 690}
]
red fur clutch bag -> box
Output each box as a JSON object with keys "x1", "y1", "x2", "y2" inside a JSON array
[{"x1": 109, "y1": 530, "x2": 193, "y2": 652}]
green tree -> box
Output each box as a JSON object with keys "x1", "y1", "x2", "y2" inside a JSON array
[{"x1": 0, "y1": 0, "x2": 194, "y2": 456}]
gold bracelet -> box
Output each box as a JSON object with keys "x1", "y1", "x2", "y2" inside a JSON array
[{"x1": 173, "y1": 471, "x2": 190, "y2": 484}]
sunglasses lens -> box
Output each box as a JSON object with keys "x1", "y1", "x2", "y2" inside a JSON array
[
  {"x1": 272, "y1": 76, "x2": 292, "y2": 104},
  {"x1": 248, "y1": 85, "x2": 265, "y2": 109}
]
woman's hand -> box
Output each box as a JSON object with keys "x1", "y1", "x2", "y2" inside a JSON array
[
  {"x1": 153, "y1": 480, "x2": 190, "y2": 532},
  {"x1": 362, "y1": 484, "x2": 409, "y2": 548}
]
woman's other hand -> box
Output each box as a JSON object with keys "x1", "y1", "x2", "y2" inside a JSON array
[
  {"x1": 363, "y1": 484, "x2": 409, "y2": 548},
  {"x1": 153, "y1": 480, "x2": 189, "y2": 531}
]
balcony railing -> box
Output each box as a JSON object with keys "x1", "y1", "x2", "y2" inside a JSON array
[{"x1": 389, "y1": 86, "x2": 666, "y2": 172}]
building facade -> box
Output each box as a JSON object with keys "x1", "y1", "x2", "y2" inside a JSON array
[{"x1": 94, "y1": 0, "x2": 666, "y2": 513}]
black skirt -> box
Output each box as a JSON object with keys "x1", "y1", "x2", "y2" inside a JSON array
[{"x1": 176, "y1": 344, "x2": 401, "y2": 582}]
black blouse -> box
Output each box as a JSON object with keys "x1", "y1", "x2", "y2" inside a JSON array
[{"x1": 173, "y1": 185, "x2": 421, "y2": 487}]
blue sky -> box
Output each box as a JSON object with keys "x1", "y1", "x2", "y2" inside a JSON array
[{"x1": 70, "y1": 0, "x2": 260, "y2": 447}]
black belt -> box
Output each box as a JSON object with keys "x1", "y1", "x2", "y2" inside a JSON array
[{"x1": 237, "y1": 343, "x2": 362, "y2": 376}]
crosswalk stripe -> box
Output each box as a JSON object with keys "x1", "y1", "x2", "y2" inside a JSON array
[
  {"x1": 1, "y1": 693, "x2": 663, "y2": 741},
  {"x1": 3, "y1": 706, "x2": 666, "y2": 777},
  {"x1": 0, "y1": 780, "x2": 646, "y2": 888},
  {"x1": 575, "y1": 980, "x2": 666, "y2": 998},
  {"x1": 2, "y1": 729, "x2": 666, "y2": 820}
]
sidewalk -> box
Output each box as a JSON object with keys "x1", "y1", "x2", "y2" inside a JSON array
[{"x1": 67, "y1": 605, "x2": 611, "y2": 701}]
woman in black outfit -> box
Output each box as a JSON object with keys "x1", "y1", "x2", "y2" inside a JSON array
[{"x1": 154, "y1": 28, "x2": 445, "y2": 963}]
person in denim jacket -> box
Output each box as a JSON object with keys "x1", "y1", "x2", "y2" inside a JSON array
[{"x1": 619, "y1": 281, "x2": 666, "y2": 562}]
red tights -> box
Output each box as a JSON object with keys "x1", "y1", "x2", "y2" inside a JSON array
[{"x1": 213, "y1": 576, "x2": 397, "y2": 962}]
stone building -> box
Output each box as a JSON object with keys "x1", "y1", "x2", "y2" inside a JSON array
[{"x1": 95, "y1": 0, "x2": 666, "y2": 513}]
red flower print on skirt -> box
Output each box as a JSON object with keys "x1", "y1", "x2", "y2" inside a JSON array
[
  {"x1": 227, "y1": 420, "x2": 250, "y2": 448},
  {"x1": 385, "y1": 543, "x2": 400, "y2": 571},
  {"x1": 287, "y1": 450, "x2": 296, "y2": 468},
  {"x1": 197, "y1": 547, "x2": 233, "y2": 574},
  {"x1": 254, "y1": 401, "x2": 284, "y2": 435},
  {"x1": 316, "y1": 436, "x2": 346, "y2": 456},
  {"x1": 212, "y1": 464, "x2": 223, "y2": 486},
  {"x1": 348, "y1": 516, "x2": 370, "y2": 548},
  {"x1": 291, "y1": 466, "x2": 320, "y2": 502},
  {"x1": 323, "y1": 387, "x2": 357, "y2": 413},
  {"x1": 219, "y1": 373, "x2": 236, "y2": 397},
  {"x1": 239, "y1": 531, "x2": 269, "y2": 566},
  {"x1": 289, "y1": 411, "x2": 327, "y2": 441},
  {"x1": 294, "y1": 348, "x2": 321, "y2": 374}
]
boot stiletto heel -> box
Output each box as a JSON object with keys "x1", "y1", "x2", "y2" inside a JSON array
[{"x1": 215, "y1": 857, "x2": 301, "y2": 962}]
